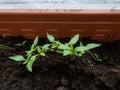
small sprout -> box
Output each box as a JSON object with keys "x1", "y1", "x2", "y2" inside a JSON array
[
  {"x1": 9, "y1": 36, "x2": 46, "y2": 72},
  {"x1": 87, "y1": 51, "x2": 102, "y2": 61},
  {"x1": 0, "y1": 44, "x2": 14, "y2": 50},
  {"x1": 87, "y1": 59, "x2": 91, "y2": 64},
  {"x1": 14, "y1": 40, "x2": 27, "y2": 46}
]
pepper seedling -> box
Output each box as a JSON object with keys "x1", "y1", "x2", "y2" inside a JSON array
[
  {"x1": 57, "y1": 34, "x2": 79, "y2": 56},
  {"x1": 47, "y1": 33, "x2": 61, "y2": 52},
  {"x1": 0, "y1": 44, "x2": 14, "y2": 50},
  {"x1": 9, "y1": 36, "x2": 45, "y2": 72},
  {"x1": 14, "y1": 40, "x2": 27, "y2": 46}
]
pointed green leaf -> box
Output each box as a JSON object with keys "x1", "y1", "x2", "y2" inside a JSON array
[
  {"x1": 26, "y1": 49, "x2": 36, "y2": 56},
  {"x1": 26, "y1": 55, "x2": 37, "y2": 72},
  {"x1": 74, "y1": 46, "x2": 86, "y2": 52},
  {"x1": 31, "y1": 36, "x2": 39, "y2": 49},
  {"x1": 42, "y1": 44, "x2": 51, "y2": 49},
  {"x1": 68, "y1": 34, "x2": 79, "y2": 45},
  {"x1": 85, "y1": 43, "x2": 101, "y2": 51},
  {"x1": 9, "y1": 55, "x2": 25, "y2": 61},
  {"x1": 58, "y1": 44, "x2": 70, "y2": 50},
  {"x1": 37, "y1": 46, "x2": 42, "y2": 53},
  {"x1": 40, "y1": 51, "x2": 45, "y2": 56},
  {"x1": 47, "y1": 33, "x2": 55, "y2": 43},
  {"x1": 33, "y1": 36, "x2": 39, "y2": 46},
  {"x1": 63, "y1": 50, "x2": 72, "y2": 56},
  {"x1": 56, "y1": 49, "x2": 64, "y2": 54}
]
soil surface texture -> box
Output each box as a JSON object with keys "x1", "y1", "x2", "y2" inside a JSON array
[{"x1": 0, "y1": 36, "x2": 120, "y2": 90}]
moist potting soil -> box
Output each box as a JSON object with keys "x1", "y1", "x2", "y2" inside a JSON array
[{"x1": 0, "y1": 36, "x2": 120, "y2": 90}]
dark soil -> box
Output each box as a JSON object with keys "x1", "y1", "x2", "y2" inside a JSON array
[{"x1": 0, "y1": 36, "x2": 120, "y2": 90}]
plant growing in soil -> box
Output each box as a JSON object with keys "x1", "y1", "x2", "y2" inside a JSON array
[
  {"x1": 0, "y1": 44, "x2": 14, "y2": 50},
  {"x1": 14, "y1": 40, "x2": 27, "y2": 46},
  {"x1": 57, "y1": 34, "x2": 101, "y2": 61},
  {"x1": 46, "y1": 33, "x2": 61, "y2": 52},
  {"x1": 9, "y1": 36, "x2": 46, "y2": 72},
  {"x1": 9, "y1": 33, "x2": 101, "y2": 72}
]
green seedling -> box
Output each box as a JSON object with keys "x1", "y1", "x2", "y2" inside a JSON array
[
  {"x1": 9, "y1": 36, "x2": 46, "y2": 72},
  {"x1": 74, "y1": 41, "x2": 101, "y2": 57},
  {"x1": 57, "y1": 34, "x2": 101, "y2": 60},
  {"x1": 14, "y1": 40, "x2": 27, "y2": 46},
  {"x1": 87, "y1": 51, "x2": 102, "y2": 61},
  {"x1": 47, "y1": 33, "x2": 61, "y2": 52},
  {"x1": 57, "y1": 34, "x2": 79, "y2": 56},
  {"x1": 0, "y1": 44, "x2": 14, "y2": 50}
]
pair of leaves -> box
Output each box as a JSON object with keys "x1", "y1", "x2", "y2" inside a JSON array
[
  {"x1": 9, "y1": 36, "x2": 39, "y2": 72},
  {"x1": 9, "y1": 55, "x2": 37, "y2": 72}
]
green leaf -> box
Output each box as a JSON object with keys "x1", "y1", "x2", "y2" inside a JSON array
[
  {"x1": 42, "y1": 44, "x2": 51, "y2": 49},
  {"x1": 74, "y1": 46, "x2": 86, "y2": 53},
  {"x1": 68, "y1": 34, "x2": 79, "y2": 45},
  {"x1": 37, "y1": 46, "x2": 42, "y2": 53},
  {"x1": 47, "y1": 33, "x2": 55, "y2": 43},
  {"x1": 85, "y1": 43, "x2": 101, "y2": 51},
  {"x1": 37, "y1": 47, "x2": 45, "y2": 56},
  {"x1": 31, "y1": 36, "x2": 39, "y2": 49},
  {"x1": 63, "y1": 50, "x2": 72, "y2": 56},
  {"x1": 56, "y1": 49, "x2": 64, "y2": 54},
  {"x1": 40, "y1": 52, "x2": 45, "y2": 56},
  {"x1": 26, "y1": 49, "x2": 36, "y2": 56},
  {"x1": 58, "y1": 44, "x2": 70, "y2": 50},
  {"x1": 33, "y1": 36, "x2": 39, "y2": 46},
  {"x1": 26, "y1": 55, "x2": 37, "y2": 72},
  {"x1": 80, "y1": 41, "x2": 84, "y2": 46},
  {"x1": 75, "y1": 53, "x2": 83, "y2": 57},
  {"x1": 9, "y1": 55, "x2": 25, "y2": 61}
]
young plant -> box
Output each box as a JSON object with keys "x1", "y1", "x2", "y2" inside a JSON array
[
  {"x1": 9, "y1": 36, "x2": 46, "y2": 72},
  {"x1": 57, "y1": 34, "x2": 101, "y2": 61},
  {"x1": 57, "y1": 34, "x2": 79, "y2": 56},
  {"x1": 47, "y1": 33, "x2": 61, "y2": 52},
  {"x1": 14, "y1": 40, "x2": 27, "y2": 46},
  {"x1": 0, "y1": 44, "x2": 14, "y2": 50},
  {"x1": 74, "y1": 41, "x2": 102, "y2": 61}
]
